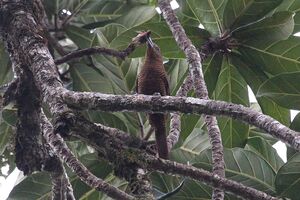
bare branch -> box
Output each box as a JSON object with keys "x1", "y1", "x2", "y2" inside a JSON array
[
  {"x1": 63, "y1": 91, "x2": 300, "y2": 150},
  {"x1": 54, "y1": 45, "x2": 135, "y2": 65},
  {"x1": 48, "y1": 160, "x2": 75, "y2": 200},
  {"x1": 73, "y1": 124, "x2": 278, "y2": 200},
  {"x1": 147, "y1": 158, "x2": 278, "y2": 200},
  {"x1": 41, "y1": 112, "x2": 136, "y2": 200},
  {"x1": 167, "y1": 74, "x2": 193, "y2": 150},
  {"x1": 158, "y1": 1, "x2": 225, "y2": 198}
]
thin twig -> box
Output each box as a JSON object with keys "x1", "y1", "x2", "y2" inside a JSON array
[{"x1": 54, "y1": 44, "x2": 136, "y2": 65}]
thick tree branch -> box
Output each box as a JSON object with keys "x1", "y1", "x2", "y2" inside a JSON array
[
  {"x1": 72, "y1": 124, "x2": 278, "y2": 200},
  {"x1": 0, "y1": 1, "x2": 296, "y2": 200},
  {"x1": 41, "y1": 112, "x2": 136, "y2": 200},
  {"x1": 157, "y1": 1, "x2": 225, "y2": 199},
  {"x1": 63, "y1": 91, "x2": 300, "y2": 150},
  {"x1": 49, "y1": 164, "x2": 75, "y2": 200}
]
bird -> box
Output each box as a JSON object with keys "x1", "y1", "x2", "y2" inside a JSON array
[{"x1": 136, "y1": 31, "x2": 169, "y2": 159}]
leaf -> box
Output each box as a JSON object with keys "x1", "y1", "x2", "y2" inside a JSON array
[
  {"x1": 0, "y1": 121, "x2": 13, "y2": 155},
  {"x1": 79, "y1": 174, "x2": 127, "y2": 200},
  {"x1": 239, "y1": 36, "x2": 300, "y2": 75},
  {"x1": 245, "y1": 136, "x2": 284, "y2": 172},
  {"x1": 114, "y1": 5, "x2": 156, "y2": 28},
  {"x1": 65, "y1": 25, "x2": 98, "y2": 48},
  {"x1": 0, "y1": 42, "x2": 12, "y2": 85},
  {"x1": 275, "y1": 153, "x2": 300, "y2": 199},
  {"x1": 223, "y1": 0, "x2": 283, "y2": 30},
  {"x1": 165, "y1": 59, "x2": 189, "y2": 95},
  {"x1": 275, "y1": 0, "x2": 300, "y2": 33},
  {"x1": 183, "y1": 0, "x2": 227, "y2": 36},
  {"x1": 110, "y1": 21, "x2": 209, "y2": 58},
  {"x1": 257, "y1": 72, "x2": 300, "y2": 110},
  {"x1": 215, "y1": 56, "x2": 249, "y2": 148},
  {"x1": 170, "y1": 127, "x2": 211, "y2": 164},
  {"x1": 73, "y1": 0, "x2": 128, "y2": 26},
  {"x1": 97, "y1": 23, "x2": 127, "y2": 44},
  {"x1": 194, "y1": 148, "x2": 276, "y2": 194},
  {"x1": 70, "y1": 61, "x2": 113, "y2": 93},
  {"x1": 249, "y1": 128, "x2": 278, "y2": 145},
  {"x1": 287, "y1": 113, "x2": 300, "y2": 159},
  {"x1": 2, "y1": 109, "x2": 17, "y2": 127},
  {"x1": 233, "y1": 11, "x2": 294, "y2": 45},
  {"x1": 231, "y1": 54, "x2": 290, "y2": 125},
  {"x1": 202, "y1": 53, "x2": 223, "y2": 97},
  {"x1": 8, "y1": 154, "x2": 112, "y2": 199}
]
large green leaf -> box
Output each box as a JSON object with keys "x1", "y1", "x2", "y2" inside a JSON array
[
  {"x1": 110, "y1": 21, "x2": 209, "y2": 58},
  {"x1": 257, "y1": 72, "x2": 300, "y2": 110},
  {"x1": 181, "y1": 0, "x2": 227, "y2": 36},
  {"x1": 233, "y1": 11, "x2": 294, "y2": 45},
  {"x1": 275, "y1": 0, "x2": 300, "y2": 33},
  {"x1": 239, "y1": 36, "x2": 300, "y2": 75},
  {"x1": 113, "y1": 5, "x2": 156, "y2": 28},
  {"x1": 72, "y1": 0, "x2": 129, "y2": 26},
  {"x1": 223, "y1": 0, "x2": 283, "y2": 30},
  {"x1": 202, "y1": 53, "x2": 223, "y2": 97},
  {"x1": 44, "y1": 0, "x2": 156, "y2": 29},
  {"x1": 231, "y1": 54, "x2": 290, "y2": 125},
  {"x1": 97, "y1": 23, "x2": 127, "y2": 44},
  {"x1": 79, "y1": 174, "x2": 127, "y2": 200},
  {"x1": 249, "y1": 127, "x2": 278, "y2": 145},
  {"x1": 165, "y1": 59, "x2": 189, "y2": 95},
  {"x1": 170, "y1": 127, "x2": 211, "y2": 164},
  {"x1": 245, "y1": 136, "x2": 284, "y2": 172},
  {"x1": 215, "y1": 56, "x2": 249, "y2": 148},
  {"x1": 9, "y1": 153, "x2": 112, "y2": 199},
  {"x1": 275, "y1": 153, "x2": 300, "y2": 199},
  {"x1": 151, "y1": 172, "x2": 238, "y2": 200},
  {"x1": 194, "y1": 148, "x2": 276, "y2": 194},
  {"x1": 65, "y1": 25, "x2": 98, "y2": 48},
  {"x1": 70, "y1": 61, "x2": 113, "y2": 93}
]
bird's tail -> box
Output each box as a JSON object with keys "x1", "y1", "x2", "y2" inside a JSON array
[{"x1": 149, "y1": 114, "x2": 168, "y2": 159}]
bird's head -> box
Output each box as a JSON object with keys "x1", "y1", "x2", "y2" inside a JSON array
[{"x1": 132, "y1": 30, "x2": 161, "y2": 55}]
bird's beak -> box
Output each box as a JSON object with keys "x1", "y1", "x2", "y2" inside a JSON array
[{"x1": 146, "y1": 36, "x2": 154, "y2": 48}]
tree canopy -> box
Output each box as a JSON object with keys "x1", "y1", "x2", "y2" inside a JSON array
[{"x1": 0, "y1": 0, "x2": 300, "y2": 199}]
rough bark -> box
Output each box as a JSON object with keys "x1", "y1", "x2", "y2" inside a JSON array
[
  {"x1": 41, "y1": 112, "x2": 136, "y2": 200},
  {"x1": 63, "y1": 91, "x2": 300, "y2": 151},
  {"x1": 72, "y1": 126, "x2": 278, "y2": 200},
  {"x1": 1, "y1": 1, "x2": 299, "y2": 200},
  {"x1": 167, "y1": 74, "x2": 193, "y2": 150},
  {"x1": 157, "y1": 1, "x2": 225, "y2": 199}
]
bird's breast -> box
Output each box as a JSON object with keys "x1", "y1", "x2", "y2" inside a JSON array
[{"x1": 137, "y1": 68, "x2": 167, "y2": 96}]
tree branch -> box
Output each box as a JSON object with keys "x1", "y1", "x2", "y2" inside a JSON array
[
  {"x1": 167, "y1": 74, "x2": 193, "y2": 150},
  {"x1": 63, "y1": 91, "x2": 300, "y2": 150},
  {"x1": 41, "y1": 112, "x2": 136, "y2": 200},
  {"x1": 54, "y1": 45, "x2": 136, "y2": 65},
  {"x1": 72, "y1": 122, "x2": 278, "y2": 200},
  {"x1": 157, "y1": 1, "x2": 225, "y2": 199}
]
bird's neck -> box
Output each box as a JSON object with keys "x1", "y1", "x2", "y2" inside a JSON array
[{"x1": 144, "y1": 47, "x2": 163, "y2": 69}]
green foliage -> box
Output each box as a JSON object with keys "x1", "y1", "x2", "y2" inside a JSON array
[{"x1": 1, "y1": 0, "x2": 300, "y2": 199}]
